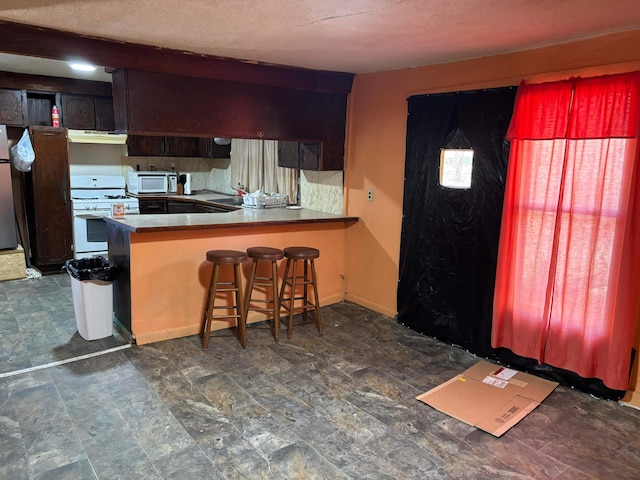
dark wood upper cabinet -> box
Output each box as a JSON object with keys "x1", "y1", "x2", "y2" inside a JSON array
[
  {"x1": 127, "y1": 135, "x2": 165, "y2": 156},
  {"x1": 299, "y1": 142, "x2": 320, "y2": 170},
  {"x1": 61, "y1": 94, "x2": 95, "y2": 129},
  {"x1": 0, "y1": 88, "x2": 27, "y2": 126},
  {"x1": 277, "y1": 141, "x2": 299, "y2": 169},
  {"x1": 127, "y1": 135, "x2": 231, "y2": 158},
  {"x1": 60, "y1": 93, "x2": 115, "y2": 130},
  {"x1": 0, "y1": 71, "x2": 114, "y2": 128},
  {"x1": 165, "y1": 136, "x2": 209, "y2": 157},
  {"x1": 95, "y1": 97, "x2": 116, "y2": 131},
  {"x1": 112, "y1": 68, "x2": 347, "y2": 170},
  {"x1": 277, "y1": 141, "x2": 320, "y2": 170},
  {"x1": 26, "y1": 92, "x2": 59, "y2": 126}
]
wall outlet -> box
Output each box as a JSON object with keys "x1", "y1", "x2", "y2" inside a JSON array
[{"x1": 367, "y1": 189, "x2": 374, "y2": 201}]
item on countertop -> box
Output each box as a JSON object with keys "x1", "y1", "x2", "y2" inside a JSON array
[
  {"x1": 232, "y1": 183, "x2": 247, "y2": 197},
  {"x1": 242, "y1": 190, "x2": 288, "y2": 208},
  {"x1": 112, "y1": 203, "x2": 125, "y2": 217}
]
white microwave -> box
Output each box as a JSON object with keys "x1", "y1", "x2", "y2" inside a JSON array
[{"x1": 128, "y1": 171, "x2": 178, "y2": 194}]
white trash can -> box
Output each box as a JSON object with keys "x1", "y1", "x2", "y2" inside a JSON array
[{"x1": 65, "y1": 258, "x2": 117, "y2": 341}]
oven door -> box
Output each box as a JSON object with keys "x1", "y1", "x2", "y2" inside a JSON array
[{"x1": 73, "y1": 213, "x2": 109, "y2": 258}]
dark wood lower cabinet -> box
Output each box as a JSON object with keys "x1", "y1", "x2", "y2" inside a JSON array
[
  {"x1": 138, "y1": 199, "x2": 167, "y2": 214},
  {"x1": 139, "y1": 198, "x2": 235, "y2": 214},
  {"x1": 193, "y1": 203, "x2": 229, "y2": 213},
  {"x1": 167, "y1": 200, "x2": 194, "y2": 213},
  {"x1": 26, "y1": 126, "x2": 73, "y2": 272}
]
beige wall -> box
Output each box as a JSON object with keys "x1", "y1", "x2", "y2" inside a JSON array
[
  {"x1": 344, "y1": 29, "x2": 640, "y2": 318},
  {"x1": 344, "y1": 29, "x2": 640, "y2": 400}
]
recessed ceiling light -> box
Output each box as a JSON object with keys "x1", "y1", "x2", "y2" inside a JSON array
[{"x1": 69, "y1": 62, "x2": 97, "y2": 72}]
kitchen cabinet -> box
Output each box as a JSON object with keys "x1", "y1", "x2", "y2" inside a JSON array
[
  {"x1": 112, "y1": 68, "x2": 347, "y2": 169},
  {"x1": 138, "y1": 198, "x2": 167, "y2": 214},
  {"x1": 0, "y1": 88, "x2": 27, "y2": 126},
  {"x1": 127, "y1": 135, "x2": 166, "y2": 156},
  {"x1": 0, "y1": 73, "x2": 115, "y2": 128},
  {"x1": 193, "y1": 203, "x2": 230, "y2": 213},
  {"x1": 167, "y1": 200, "x2": 194, "y2": 213},
  {"x1": 139, "y1": 197, "x2": 235, "y2": 214},
  {"x1": 26, "y1": 92, "x2": 59, "y2": 126},
  {"x1": 94, "y1": 97, "x2": 116, "y2": 131},
  {"x1": 165, "y1": 137, "x2": 210, "y2": 157},
  {"x1": 278, "y1": 141, "x2": 320, "y2": 170},
  {"x1": 26, "y1": 127, "x2": 73, "y2": 271},
  {"x1": 127, "y1": 135, "x2": 230, "y2": 158},
  {"x1": 60, "y1": 94, "x2": 115, "y2": 131}
]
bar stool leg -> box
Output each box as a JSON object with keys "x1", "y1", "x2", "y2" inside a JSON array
[
  {"x1": 234, "y1": 262, "x2": 247, "y2": 348},
  {"x1": 201, "y1": 263, "x2": 220, "y2": 350},
  {"x1": 279, "y1": 258, "x2": 291, "y2": 334},
  {"x1": 310, "y1": 258, "x2": 323, "y2": 335},
  {"x1": 244, "y1": 260, "x2": 258, "y2": 323},
  {"x1": 302, "y1": 259, "x2": 309, "y2": 323},
  {"x1": 271, "y1": 260, "x2": 280, "y2": 341},
  {"x1": 288, "y1": 258, "x2": 298, "y2": 339}
]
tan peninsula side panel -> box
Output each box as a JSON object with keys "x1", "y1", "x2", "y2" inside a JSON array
[{"x1": 128, "y1": 223, "x2": 349, "y2": 345}]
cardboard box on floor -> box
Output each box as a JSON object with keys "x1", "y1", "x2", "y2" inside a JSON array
[{"x1": 416, "y1": 360, "x2": 558, "y2": 437}]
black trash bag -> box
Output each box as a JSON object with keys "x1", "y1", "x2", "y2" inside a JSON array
[{"x1": 63, "y1": 257, "x2": 117, "y2": 282}]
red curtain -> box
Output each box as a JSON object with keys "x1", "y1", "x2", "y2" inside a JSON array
[{"x1": 492, "y1": 72, "x2": 640, "y2": 390}]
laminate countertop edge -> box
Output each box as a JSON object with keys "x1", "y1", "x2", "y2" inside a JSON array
[{"x1": 104, "y1": 212, "x2": 359, "y2": 234}]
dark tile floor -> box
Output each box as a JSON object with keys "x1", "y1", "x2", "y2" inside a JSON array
[{"x1": 1, "y1": 274, "x2": 640, "y2": 479}]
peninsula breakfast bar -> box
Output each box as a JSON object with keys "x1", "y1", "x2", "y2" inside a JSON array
[{"x1": 104, "y1": 204, "x2": 358, "y2": 345}]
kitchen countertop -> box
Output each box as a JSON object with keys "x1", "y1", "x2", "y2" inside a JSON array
[{"x1": 107, "y1": 190, "x2": 358, "y2": 233}]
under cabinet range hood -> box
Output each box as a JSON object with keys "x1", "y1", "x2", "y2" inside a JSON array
[{"x1": 67, "y1": 130, "x2": 128, "y2": 145}]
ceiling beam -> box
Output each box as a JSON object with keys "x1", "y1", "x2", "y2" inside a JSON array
[{"x1": 0, "y1": 20, "x2": 354, "y2": 95}]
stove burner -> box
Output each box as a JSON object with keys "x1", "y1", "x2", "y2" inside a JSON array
[{"x1": 71, "y1": 196, "x2": 99, "y2": 200}]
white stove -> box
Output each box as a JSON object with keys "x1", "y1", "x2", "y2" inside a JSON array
[{"x1": 70, "y1": 175, "x2": 140, "y2": 259}]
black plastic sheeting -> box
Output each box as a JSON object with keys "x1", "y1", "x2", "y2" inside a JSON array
[
  {"x1": 64, "y1": 257, "x2": 117, "y2": 282},
  {"x1": 397, "y1": 87, "x2": 627, "y2": 400},
  {"x1": 398, "y1": 87, "x2": 516, "y2": 357}
]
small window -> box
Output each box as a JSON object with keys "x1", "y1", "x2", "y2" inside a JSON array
[{"x1": 439, "y1": 149, "x2": 474, "y2": 189}]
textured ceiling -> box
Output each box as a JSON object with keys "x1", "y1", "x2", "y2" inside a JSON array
[{"x1": 0, "y1": 0, "x2": 640, "y2": 74}]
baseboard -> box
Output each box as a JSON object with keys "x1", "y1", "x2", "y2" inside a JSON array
[{"x1": 344, "y1": 293, "x2": 396, "y2": 318}]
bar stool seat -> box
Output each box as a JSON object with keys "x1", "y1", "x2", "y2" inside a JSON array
[
  {"x1": 279, "y1": 246, "x2": 322, "y2": 339},
  {"x1": 201, "y1": 249, "x2": 247, "y2": 349},
  {"x1": 245, "y1": 246, "x2": 284, "y2": 344}
]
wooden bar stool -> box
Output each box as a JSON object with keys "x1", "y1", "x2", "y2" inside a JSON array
[
  {"x1": 201, "y1": 249, "x2": 247, "y2": 350},
  {"x1": 245, "y1": 246, "x2": 284, "y2": 343},
  {"x1": 278, "y1": 246, "x2": 322, "y2": 339}
]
